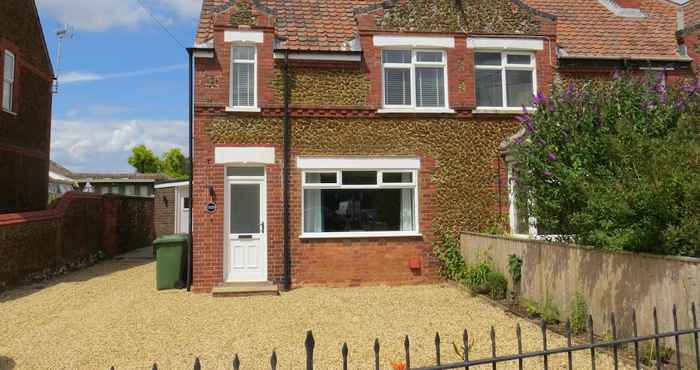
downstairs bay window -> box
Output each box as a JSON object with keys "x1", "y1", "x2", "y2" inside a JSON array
[{"x1": 301, "y1": 170, "x2": 419, "y2": 238}]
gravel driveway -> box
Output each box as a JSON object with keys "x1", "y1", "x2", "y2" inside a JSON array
[{"x1": 0, "y1": 254, "x2": 627, "y2": 370}]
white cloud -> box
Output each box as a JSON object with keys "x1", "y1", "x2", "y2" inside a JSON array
[
  {"x1": 36, "y1": 0, "x2": 202, "y2": 32},
  {"x1": 59, "y1": 64, "x2": 187, "y2": 84},
  {"x1": 51, "y1": 118, "x2": 188, "y2": 172}
]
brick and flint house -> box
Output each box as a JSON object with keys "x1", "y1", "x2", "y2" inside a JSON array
[
  {"x1": 189, "y1": 0, "x2": 699, "y2": 293},
  {"x1": 0, "y1": 0, "x2": 54, "y2": 213}
]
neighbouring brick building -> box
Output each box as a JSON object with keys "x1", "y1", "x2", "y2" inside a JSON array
[
  {"x1": 190, "y1": 0, "x2": 700, "y2": 293},
  {"x1": 0, "y1": 0, "x2": 54, "y2": 213},
  {"x1": 154, "y1": 180, "x2": 191, "y2": 238}
]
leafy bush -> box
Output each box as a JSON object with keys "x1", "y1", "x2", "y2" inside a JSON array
[
  {"x1": 435, "y1": 234, "x2": 467, "y2": 281},
  {"x1": 524, "y1": 293, "x2": 560, "y2": 324},
  {"x1": 464, "y1": 260, "x2": 492, "y2": 293},
  {"x1": 507, "y1": 254, "x2": 523, "y2": 283},
  {"x1": 641, "y1": 343, "x2": 674, "y2": 366},
  {"x1": 568, "y1": 292, "x2": 588, "y2": 335},
  {"x1": 485, "y1": 271, "x2": 508, "y2": 300},
  {"x1": 511, "y1": 74, "x2": 700, "y2": 257}
]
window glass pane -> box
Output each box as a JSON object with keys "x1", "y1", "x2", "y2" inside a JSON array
[
  {"x1": 183, "y1": 197, "x2": 191, "y2": 209},
  {"x1": 476, "y1": 69, "x2": 503, "y2": 107},
  {"x1": 307, "y1": 188, "x2": 414, "y2": 232},
  {"x1": 305, "y1": 172, "x2": 337, "y2": 184},
  {"x1": 232, "y1": 47, "x2": 255, "y2": 60},
  {"x1": 342, "y1": 171, "x2": 377, "y2": 185},
  {"x1": 226, "y1": 167, "x2": 265, "y2": 177},
  {"x1": 507, "y1": 54, "x2": 531, "y2": 65},
  {"x1": 415, "y1": 67, "x2": 445, "y2": 107},
  {"x1": 416, "y1": 51, "x2": 442, "y2": 63},
  {"x1": 384, "y1": 68, "x2": 411, "y2": 106},
  {"x1": 382, "y1": 172, "x2": 413, "y2": 183},
  {"x1": 475, "y1": 52, "x2": 501, "y2": 66},
  {"x1": 506, "y1": 70, "x2": 533, "y2": 107},
  {"x1": 230, "y1": 184, "x2": 260, "y2": 234},
  {"x1": 232, "y1": 62, "x2": 255, "y2": 106},
  {"x1": 2, "y1": 81, "x2": 10, "y2": 110},
  {"x1": 383, "y1": 50, "x2": 411, "y2": 64},
  {"x1": 4, "y1": 53, "x2": 14, "y2": 80},
  {"x1": 125, "y1": 185, "x2": 135, "y2": 195}
]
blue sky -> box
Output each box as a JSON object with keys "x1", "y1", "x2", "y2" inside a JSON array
[{"x1": 37, "y1": 0, "x2": 202, "y2": 172}]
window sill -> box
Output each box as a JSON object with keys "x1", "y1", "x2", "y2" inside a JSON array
[
  {"x1": 377, "y1": 108, "x2": 455, "y2": 114},
  {"x1": 300, "y1": 232, "x2": 423, "y2": 239},
  {"x1": 2, "y1": 109, "x2": 17, "y2": 116},
  {"x1": 473, "y1": 107, "x2": 535, "y2": 115},
  {"x1": 225, "y1": 106, "x2": 261, "y2": 112}
]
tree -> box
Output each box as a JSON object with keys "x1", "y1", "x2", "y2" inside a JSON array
[
  {"x1": 161, "y1": 148, "x2": 189, "y2": 179},
  {"x1": 128, "y1": 145, "x2": 161, "y2": 174},
  {"x1": 511, "y1": 74, "x2": 700, "y2": 257}
]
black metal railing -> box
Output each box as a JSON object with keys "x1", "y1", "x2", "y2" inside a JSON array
[{"x1": 110, "y1": 303, "x2": 700, "y2": 370}]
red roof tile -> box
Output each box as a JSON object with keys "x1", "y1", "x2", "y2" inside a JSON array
[{"x1": 524, "y1": 0, "x2": 684, "y2": 60}]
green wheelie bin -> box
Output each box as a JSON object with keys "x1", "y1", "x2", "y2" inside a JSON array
[{"x1": 153, "y1": 234, "x2": 189, "y2": 290}]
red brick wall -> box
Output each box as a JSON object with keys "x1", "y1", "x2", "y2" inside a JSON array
[
  {"x1": 154, "y1": 187, "x2": 176, "y2": 237},
  {"x1": 0, "y1": 193, "x2": 154, "y2": 290},
  {"x1": 0, "y1": 1, "x2": 53, "y2": 214}
]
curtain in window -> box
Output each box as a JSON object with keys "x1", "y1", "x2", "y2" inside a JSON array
[
  {"x1": 506, "y1": 70, "x2": 533, "y2": 107},
  {"x1": 304, "y1": 189, "x2": 323, "y2": 232},
  {"x1": 400, "y1": 188, "x2": 414, "y2": 231},
  {"x1": 415, "y1": 67, "x2": 444, "y2": 107},
  {"x1": 476, "y1": 70, "x2": 503, "y2": 107},
  {"x1": 232, "y1": 63, "x2": 254, "y2": 106},
  {"x1": 384, "y1": 68, "x2": 411, "y2": 105}
]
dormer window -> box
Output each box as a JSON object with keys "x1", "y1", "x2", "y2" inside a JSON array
[
  {"x1": 381, "y1": 49, "x2": 448, "y2": 111},
  {"x1": 475, "y1": 52, "x2": 536, "y2": 108},
  {"x1": 229, "y1": 45, "x2": 257, "y2": 111}
]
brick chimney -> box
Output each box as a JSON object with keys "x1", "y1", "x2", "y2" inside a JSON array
[{"x1": 615, "y1": 0, "x2": 641, "y2": 8}]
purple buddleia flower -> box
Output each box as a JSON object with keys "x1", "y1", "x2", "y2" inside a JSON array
[
  {"x1": 536, "y1": 138, "x2": 546, "y2": 146},
  {"x1": 683, "y1": 80, "x2": 700, "y2": 96},
  {"x1": 547, "y1": 152, "x2": 557, "y2": 161},
  {"x1": 515, "y1": 114, "x2": 531, "y2": 123},
  {"x1": 514, "y1": 136, "x2": 525, "y2": 145},
  {"x1": 564, "y1": 81, "x2": 575, "y2": 100},
  {"x1": 543, "y1": 170, "x2": 553, "y2": 178},
  {"x1": 612, "y1": 69, "x2": 621, "y2": 80},
  {"x1": 532, "y1": 91, "x2": 548, "y2": 106}
]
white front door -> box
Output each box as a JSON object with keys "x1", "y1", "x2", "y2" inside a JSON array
[
  {"x1": 177, "y1": 186, "x2": 190, "y2": 234},
  {"x1": 225, "y1": 173, "x2": 267, "y2": 282}
]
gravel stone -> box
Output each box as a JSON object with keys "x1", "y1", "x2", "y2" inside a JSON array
[{"x1": 0, "y1": 259, "x2": 629, "y2": 370}]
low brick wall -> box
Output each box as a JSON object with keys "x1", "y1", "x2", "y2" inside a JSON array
[
  {"x1": 460, "y1": 232, "x2": 700, "y2": 365},
  {"x1": 0, "y1": 192, "x2": 154, "y2": 290}
]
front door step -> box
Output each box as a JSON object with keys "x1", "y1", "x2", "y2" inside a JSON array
[{"x1": 212, "y1": 281, "x2": 279, "y2": 297}]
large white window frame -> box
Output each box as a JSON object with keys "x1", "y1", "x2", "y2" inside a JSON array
[
  {"x1": 3, "y1": 50, "x2": 15, "y2": 113},
  {"x1": 380, "y1": 49, "x2": 451, "y2": 113},
  {"x1": 474, "y1": 51, "x2": 537, "y2": 109},
  {"x1": 228, "y1": 45, "x2": 258, "y2": 112},
  {"x1": 300, "y1": 169, "x2": 421, "y2": 238}
]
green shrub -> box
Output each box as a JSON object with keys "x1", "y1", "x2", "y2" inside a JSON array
[
  {"x1": 540, "y1": 293, "x2": 560, "y2": 324},
  {"x1": 463, "y1": 260, "x2": 492, "y2": 293},
  {"x1": 511, "y1": 74, "x2": 700, "y2": 257},
  {"x1": 435, "y1": 234, "x2": 467, "y2": 281},
  {"x1": 568, "y1": 292, "x2": 588, "y2": 335},
  {"x1": 486, "y1": 271, "x2": 508, "y2": 300},
  {"x1": 507, "y1": 254, "x2": 523, "y2": 284},
  {"x1": 641, "y1": 343, "x2": 674, "y2": 366}
]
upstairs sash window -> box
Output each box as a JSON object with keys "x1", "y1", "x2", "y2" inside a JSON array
[
  {"x1": 475, "y1": 52, "x2": 536, "y2": 108},
  {"x1": 3, "y1": 50, "x2": 15, "y2": 112},
  {"x1": 230, "y1": 46, "x2": 256, "y2": 108},
  {"x1": 382, "y1": 49, "x2": 447, "y2": 109}
]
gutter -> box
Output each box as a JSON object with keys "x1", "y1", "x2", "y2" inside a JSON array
[
  {"x1": 282, "y1": 49, "x2": 292, "y2": 291},
  {"x1": 185, "y1": 47, "x2": 195, "y2": 292}
]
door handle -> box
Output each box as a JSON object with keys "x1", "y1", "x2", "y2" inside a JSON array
[{"x1": 260, "y1": 222, "x2": 265, "y2": 233}]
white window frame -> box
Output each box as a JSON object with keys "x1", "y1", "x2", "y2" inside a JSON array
[
  {"x1": 228, "y1": 45, "x2": 259, "y2": 112},
  {"x1": 300, "y1": 169, "x2": 421, "y2": 239},
  {"x1": 474, "y1": 51, "x2": 537, "y2": 110},
  {"x1": 507, "y1": 164, "x2": 538, "y2": 238},
  {"x1": 3, "y1": 50, "x2": 15, "y2": 113},
  {"x1": 380, "y1": 49, "x2": 452, "y2": 113}
]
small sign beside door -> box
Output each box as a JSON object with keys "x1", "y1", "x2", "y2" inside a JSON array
[{"x1": 206, "y1": 202, "x2": 217, "y2": 213}]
